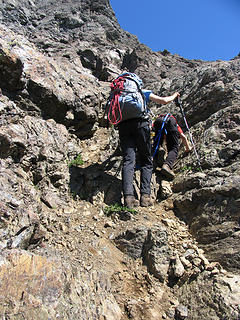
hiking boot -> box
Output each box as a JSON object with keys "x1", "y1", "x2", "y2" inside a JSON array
[
  {"x1": 124, "y1": 195, "x2": 139, "y2": 209},
  {"x1": 140, "y1": 194, "x2": 153, "y2": 207},
  {"x1": 161, "y1": 163, "x2": 175, "y2": 180}
]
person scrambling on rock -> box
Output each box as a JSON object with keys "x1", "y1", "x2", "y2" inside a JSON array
[
  {"x1": 107, "y1": 72, "x2": 180, "y2": 209},
  {"x1": 152, "y1": 114, "x2": 192, "y2": 180}
]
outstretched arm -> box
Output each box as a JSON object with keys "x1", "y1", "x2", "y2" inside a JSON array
[{"x1": 149, "y1": 92, "x2": 180, "y2": 105}]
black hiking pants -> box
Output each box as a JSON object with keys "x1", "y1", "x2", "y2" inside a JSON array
[
  {"x1": 118, "y1": 119, "x2": 153, "y2": 196},
  {"x1": 153, "y1": 116, "x2": 179, "y2": 169}
]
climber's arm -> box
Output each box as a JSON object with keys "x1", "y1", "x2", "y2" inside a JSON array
[{"x1": 149, "y1": 92, "x2": 180, "y2": 105}]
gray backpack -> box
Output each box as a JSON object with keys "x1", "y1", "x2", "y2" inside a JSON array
[{"x1": 107, "y1": 73, "x2": 146, "y2": 125}]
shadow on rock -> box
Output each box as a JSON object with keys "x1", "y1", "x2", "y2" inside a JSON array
[{"x1": 69, "y1": 152, "x2": 123, "y2": 206}]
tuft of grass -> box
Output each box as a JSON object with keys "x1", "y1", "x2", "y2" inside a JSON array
[
  {"x1": 67, "y1": 154, "x2": 84, "y2": 167},
  {"x1": 180, "y1": 164, "x2": 202, "y2": 173},
  {"x1": 180, "y1": 165, "x2": 192, "y2": 172},
  {"x1": 104, "y1": 203, "x2": 137, "y2": 216}
]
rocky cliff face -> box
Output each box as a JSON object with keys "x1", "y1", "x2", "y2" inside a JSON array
[{"x1": 0, "y1": 0, "x2": 239, "y2": 319}]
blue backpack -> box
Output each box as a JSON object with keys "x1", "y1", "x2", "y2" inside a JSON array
[{"x1": 107, "y1": 73, "x2": 147, "y2": 125}]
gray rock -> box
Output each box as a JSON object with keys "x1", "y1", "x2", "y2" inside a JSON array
[
  {"x1": 143, "y1": 227, "x2": 172, "y2": 282},
  {"x1": 175, "y1": 304, "x2": 188, "y2": 319},
  {"x1": 173, "y1": 255, "x2": 185, "y2": 278},
  {"x1": 114, "y1": 227, "x2": 149, "y2": 259}
]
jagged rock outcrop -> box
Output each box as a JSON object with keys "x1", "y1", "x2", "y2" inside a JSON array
[
  {"x1": 171, "y1": 61, "x2": 240, "y2": 272},
  {"x1": 0, "y1": 0, "x2": 240, "y2": 319}
]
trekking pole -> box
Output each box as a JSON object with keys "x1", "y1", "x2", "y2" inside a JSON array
[
  {"x1": 175, "y1": 97, "x2": 202, "y2": 170},
  {"x1": 114, "y1": 159, "x2": 122, "y2": 178}
]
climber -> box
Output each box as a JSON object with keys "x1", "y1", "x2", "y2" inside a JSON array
[
  {"x1": 152, "y1": 114, "x2": 192, "y2": 180},
  {"x1": 108, "y1": 73, "x2": 180, "y2": 209}
]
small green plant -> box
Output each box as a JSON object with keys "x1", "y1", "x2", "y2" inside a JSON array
[
  {"x1": 104, "y1": 203, "x2": 137, "y2": 216},
  {"x1": 180, "y1": 165, "x2": 192, "y2": 172},
  {"x1": 67, "y1": 154, "x2": 84, "y2": 167}
]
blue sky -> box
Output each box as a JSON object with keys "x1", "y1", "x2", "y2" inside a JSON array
[{"x1": 110, "y1": 0, "x2": 240, "y2": 61}]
